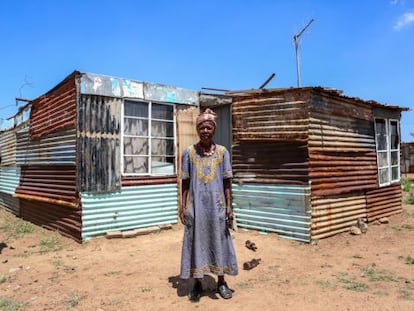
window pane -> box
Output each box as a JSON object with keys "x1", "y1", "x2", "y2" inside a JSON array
[
  {"x1": 151, "y1": 139, "x2": 174, "y2": 156},
  {"x1": 124, "y1": 118, "x2": 148, "y2": 136},
  {"x1": 390, "y1": 121, "x2": 399, "y2": 150},
  {"x1": 375, "y1": 119, "x2": 387, "y2": 150},
  {"x1": 152, "y1": 156, "x2": 175, "y2": 174},
  {"x1": 391, "y1": 166, "x2": 399, "y2": 181},
  {"x1": 379, "y1": 168, "x2": 389, "y2": 185},
  {"x1": 123, "y1": 137, "x2": 148, "y2": 155},
  {"x1": 124, "y1": 156, "x2": 148, "y2": 174},
  {"x1": 152, "y1": 121, "x2": 174, "y2": 138},
  {"x1": 125, "y1": 101, "x2": 148, "y2": 117},
  {"x1": 378, "y1": 152, "x2": 388, "y2": 167},
  {"x1": 391, "y1": 151, "x2": 399, "y2": 166},
  {"x1": 152, "y1": 103, "x2": 173, "y2": 120}
]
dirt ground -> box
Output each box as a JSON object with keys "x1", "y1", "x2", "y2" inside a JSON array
[{"x1": 1, "y1": 202, "x2": 414, "y2": 311}]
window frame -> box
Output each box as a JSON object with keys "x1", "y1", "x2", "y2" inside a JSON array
[
  {"x1": 121, "y1": 99, "x2": 176, "y2": 176},
  {"x1": 374, "y1": 118, "x2": 400, "y2": 187}
]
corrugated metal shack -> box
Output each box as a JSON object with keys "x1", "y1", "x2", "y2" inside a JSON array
[
  {"x1": 201, "y1": 87, "x2": 408, "y2": 242},
  {"x1": 401, "y1": 142, "x2": 414, "y2": 174},
  {"x1": 0, "y1": 71, "x2": 199, "y2": 242}
]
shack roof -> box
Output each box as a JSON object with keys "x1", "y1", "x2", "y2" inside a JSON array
[{"x1": 224, "y1": 86, "x2": 410, "y2": 112}]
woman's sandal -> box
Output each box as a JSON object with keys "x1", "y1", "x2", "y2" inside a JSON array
[{"x1": 217, "y1": 282, "x2": 232, "y2": 299}]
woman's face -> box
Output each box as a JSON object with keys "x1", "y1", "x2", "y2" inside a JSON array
[{"x1": 197, "y1": 121, "x2": 215, "y2": 143}]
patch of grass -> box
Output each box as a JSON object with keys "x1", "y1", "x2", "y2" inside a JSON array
[
  {"x1": 401, "y1": 224, "x2": 414, "y2": 230},
  {"x1": 64, "y1": 291, "x2": 86, "y2": 309},
  {"x1": 39, "y1": 236, "x2": 61, "y2": 254},
  {"x1": 141, "y1": 287, "x2": 152, "y2": 293},
  {"x1": 0, "y1": 297, "x2": 28, "y2": 311},
  {"x1": 400, "y1": 289, "x2": 413, "y2": 300},
  {"x1": 315, "y1": 279, "x2": 335, "y2": 288},
  {"x1": 14, "y1": 252, "x2": 31, "y2": 258},
  {"x1": 0, "y1": 217, "x2": 35, "y2": 240},
  {"x1": 0, "y1": 275, "x2": 11, "y2": 284},
  {"x1": 104, "y1": 270, "x2": 122, "y2": 277},
  {"x1": 401, "y1": 178, "x2": 413, "y2": 192},
  {"x1": 362, "y1": 267, "x2": 398, "y2": 282},
  {"x1": 336, "y1": 272, "x2": 369, "y2": 292},
  {"x1": 405, "y1": 256, "x2": 414, "y2": 265},
  {"x1": 108, "y1": 298, "x2": 123, "y2": 306}
]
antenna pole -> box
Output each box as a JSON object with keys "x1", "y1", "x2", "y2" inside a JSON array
[{"x1": 294, "y1": 19, "x2": 314, "y2": 87}]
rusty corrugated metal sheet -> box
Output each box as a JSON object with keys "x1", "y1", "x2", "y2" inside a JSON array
[
  {"x1": 0, "y1": 128, "x2": 17, "y2": 166},
  {"x1": 311, "y1": 192, "x2": 367, "y2": 240},
  {"x1": 232, "y1": 93, "x2": 309, "y2": 142},
  {"x1": 0, "y1": 193, "x2": 20, "y2": 216},
  {"x1": 16, "y1": 127, "x2": 76, "y2": 165},
  {"x1": 232, "y1": 141, "x2": 309, "y2": 185},
  {"x1": 30, "y1": 72, "x2": 78, "y2": 140},
  {"x1": 20, "y1": 199, "x2": 82, "y2": 242},
  {"x1": 401, "y1": 142, "x2": 414, "y2": 174},
  {"x1": 77, "y1": 94, "x2": 121, "y2": 193},
  {"x1": 308, "y1": 92, "x2": 378, "y2": 197},
  {"x1": 15, "y1": 165, "x2": 78, "y2": 208},
  {"x1": 366, "y1": 184, "x2": 402, "y2": 221}
]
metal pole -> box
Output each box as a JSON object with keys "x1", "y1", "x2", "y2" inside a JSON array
[{"x1": 294, "y1": 19, "x2": 314, "y2": 87}]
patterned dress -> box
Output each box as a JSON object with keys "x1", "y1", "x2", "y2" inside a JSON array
[{"x1": 180, "y1": 144, "x2": 238, "y2": 279}]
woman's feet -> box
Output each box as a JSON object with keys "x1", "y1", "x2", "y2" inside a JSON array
[{"x1": 217, "y1": 281, "x2": 232, "y2": 299}]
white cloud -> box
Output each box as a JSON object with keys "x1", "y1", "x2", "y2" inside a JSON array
[
  {"x1": 390, "y1": 0, "x2": 405, "y2": 5},
  {"x1": 393, "y1": 12, "x2": 414, "y2": 30}
]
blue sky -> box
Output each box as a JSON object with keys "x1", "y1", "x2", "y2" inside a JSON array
[{"x1": 1, "y1": 0, "x2": 413, "y2": 141}]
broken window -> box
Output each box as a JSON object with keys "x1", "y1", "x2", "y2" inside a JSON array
[{"x1": 122, "y1": 100, "x2": 175, "y2": 175}]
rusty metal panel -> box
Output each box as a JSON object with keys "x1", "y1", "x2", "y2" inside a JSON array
[
  {"x1": 77, "y1": 94, "x2": 122, "y2": 193},
  {"x1": 0, "y1": 193, "x2": 20, "y2": 215},
  {"x1": 30, "y1": 72, "x2": 78, "y2": 140},
  {"x1": 0, "y1": 128, "x2": 17, "y2": 166},
  {"x1": 16, "y1": 127, "x2": 76, "y2": 165},
  {"x1": 366, "y1": 184, "x2": 402, "y2": 221},
  {"x1": 144, "y1": 82, "x2": 199, "y2": 105},
  {"x1": 311, "y1": 192, "x2": 367, "y2": 240},
  {"x1": 15, "y1": 165, "x2": 78, "y2": 208},
  {"x1": 233, "y1": 183, "x2": 311, "y2": 242},
  {"x1": 401, "y1": 142, "x2": 414, "y2": 174},
  {"x1": 81, "y1": 72, "x2": 144, "y2": 98},
  {"x1": 308, "y1": 93, "x2": 378, "y2": 197},
  {"x1": 20, "y1": 199, "x2": 82, "y2": 242},
  {"x1": 232, "y1": 92, "x2": 309, "y2": 142},
  {"x1": 232, "y1": 141, "x2": 309, "y2": 185},
  {"x1": 81, "y1": 183, "x2": 178, "y2": 240}
]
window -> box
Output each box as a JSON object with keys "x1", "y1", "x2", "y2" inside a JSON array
[
  {"x1": 122, "y1": 100, "x2": 175, "y2": 175},
  {"x1": 374, "y1": 118, "x2": 400, "y2": 186}
]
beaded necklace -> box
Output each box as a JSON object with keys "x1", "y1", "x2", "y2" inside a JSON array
[{"x1": 196, "y1": 142, "x2": 216, "y2": 157}]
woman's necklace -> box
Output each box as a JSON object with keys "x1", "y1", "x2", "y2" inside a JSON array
[{"x1": 197, "y1": 142, "x2": 216, "y2": 157}]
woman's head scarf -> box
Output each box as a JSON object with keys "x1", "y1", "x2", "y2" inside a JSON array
[{"x1": 196, "y1": 108, "x2": 217, "y2": 128}]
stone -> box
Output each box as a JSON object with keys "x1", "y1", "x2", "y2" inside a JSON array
[
  {"x1": 379, "y1": 217, "x2": 390, "y2": 224},
  {"x1": 350, "y1": 226, "x2": 362, "y2": 235}
]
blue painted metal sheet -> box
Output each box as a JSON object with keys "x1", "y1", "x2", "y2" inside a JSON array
[
  {"x1": 0, "y1": 166, "x2": 21, "y2": 215},
  {"x1": 81, "y1": 183, "x2": 178, "y2": 240},
  {"x1": 232, "y1": 183, "x2": 311, "y2": 242},
  {"x1": 16, "y1": 128, "x2": 76, "y2": 165}
]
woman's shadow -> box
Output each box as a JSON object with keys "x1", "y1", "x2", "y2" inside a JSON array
[{"x1": 168, "y1": 275, "x2": 220, "y2": 300}]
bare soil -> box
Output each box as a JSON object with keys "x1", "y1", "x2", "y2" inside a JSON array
[{"x1": 1, "y1": 203, "x2": 414, "y2": 311}]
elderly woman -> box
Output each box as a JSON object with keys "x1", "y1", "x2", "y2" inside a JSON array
[{"x1": 179, "y1": 108, "x2": 238, "y2": 302}]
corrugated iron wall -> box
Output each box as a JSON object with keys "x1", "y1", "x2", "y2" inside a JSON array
[
  {"x1": 20, "y1": 200, "x2": 82, "y2": 242},
  {"x1": 77, "y1": 94, "x2": 121, "y2": 193},
  {"x1": 232, "y1": 92, "x2": 309, "y2": 142},
  {"x1": 233, "y1": 183, "x2": 311, "y2": 242},
  {"x1": 308, "y1": 92, "x2": 378, "y2": 197},
  {"x1": 81, "y1": 183, "x2": 178, "y2": 240},
  {"x1": 232, "y1": 141, "x2": 309, "y2": 185},
  {"x1": 0, "y1": 128, "x2": 17, "y2": 166},
  {"x1": 16, "y1": 128, "x2": 76, "y2": 165},
  {"x1": 30, "y1": 71, "x2": 78, "y2": 140},
  {"x1": 0, "y1": 166, "x2": 21, "y2": 215},
  {"x1": 15, "y1": 165, "x2": 78, "y2": 208},
  {"x1": 366, "y1": 184, "x2": 402, "y2": 221},
  {"x1": 311, "y1": 192, "x2": 367, "y2": 240}
]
